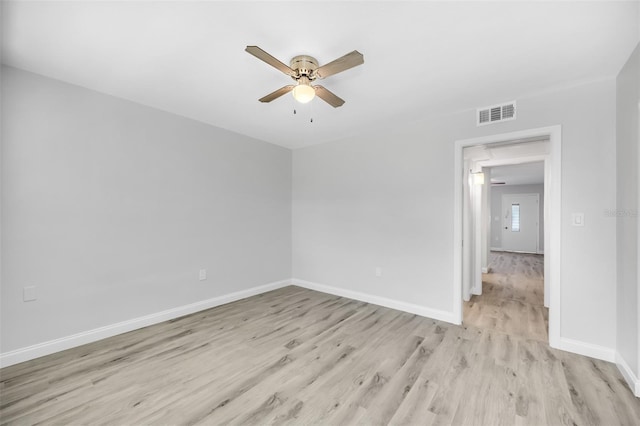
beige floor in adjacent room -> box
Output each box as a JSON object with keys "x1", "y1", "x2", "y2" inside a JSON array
[
  {"x1": 464, "y1": 251, "x2": 548, "y2": 342},
  {"x1": 2, "y1": 281, "x2": 639, "y2": 424}
]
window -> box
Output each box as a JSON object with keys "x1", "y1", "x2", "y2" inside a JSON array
[{"x1": 511, "y1": 204, "x2": 520, "y2": 232}]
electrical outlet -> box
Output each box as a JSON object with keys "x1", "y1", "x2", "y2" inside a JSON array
[
  {"x1": 375, "y1": 267, "x2": 382, "y2": 277},
  {"x1": 199, "y1": 269, "x2": 207, "y2": 281},
  {"x1": 23, "y1": 286, "x2": 37, "y2": 302}
]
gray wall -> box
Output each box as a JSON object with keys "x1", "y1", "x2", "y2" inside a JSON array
[
  {"x1": 616, "y1": 43, "x2": 639, "y2": 378},
  {"x1": 1, "y1": 67, "x2": 292, "y2": 352},
  {"x1": 293, "y1": 77, "x2": 617, "y2": 351},
  {"x1": 490, "y1": 184, "x2": 544, "y2": 252}
]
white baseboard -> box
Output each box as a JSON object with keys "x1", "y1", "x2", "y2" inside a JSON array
[
  {"x1": 556, "y1": 337, "x2": 616, "y2": 363},
  {"x1": 490, "y1": 247, "x2": 503, "y2": 252},
  {"x1": 616, "y1": 352, "x2": 640, "y2": 397},
  {"x1": 0, "y1": 279, "x2": 292, "y2": 369},
  {"x1": 481, "y1": 267, "x2": 489, "y2": 274},
  {"x1": 291, "y1": 279, "x2": 456, "y2": 324}
]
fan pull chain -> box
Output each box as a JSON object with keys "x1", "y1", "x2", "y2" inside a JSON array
[{"x1": 291, "y1": 104, "x2": 313, "y2": 123}]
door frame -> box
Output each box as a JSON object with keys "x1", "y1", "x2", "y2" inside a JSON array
[
  {"x1": 453, "y1": 125, "x2": 561, "y2": 349},
  {"x1": 501, "y1": 192, "x2": 540, "y2": 253}
]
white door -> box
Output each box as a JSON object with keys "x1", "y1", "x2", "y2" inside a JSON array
[{"x1": 502, "y1": 193, "x2": 539, "y2": 253}]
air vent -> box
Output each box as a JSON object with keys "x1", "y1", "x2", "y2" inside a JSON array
[{"x1": 477, "y1": 101, "x2": 516, "y2": 126}]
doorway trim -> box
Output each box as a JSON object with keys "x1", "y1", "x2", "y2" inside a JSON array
[{"x1": 453, "y1": 125, "x2": 561, "y2": 349}]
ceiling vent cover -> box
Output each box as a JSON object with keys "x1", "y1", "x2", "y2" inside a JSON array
[{"x1": 477, "y1": 101, "x2": 516, "y2": 126}]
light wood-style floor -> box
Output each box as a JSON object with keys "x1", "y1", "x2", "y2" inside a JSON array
[
  {"x1": 464, "y1": 251, "x2": 548, "y2": 342},
  {"x1": 2, "y1": 285, "x2": 639, "y2": 425}
]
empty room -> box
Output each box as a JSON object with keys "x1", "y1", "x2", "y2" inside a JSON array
[{"x1": 1, "y1": 1, "x2": 639, "y2": 424}]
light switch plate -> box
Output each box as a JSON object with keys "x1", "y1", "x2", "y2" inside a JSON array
[{"x1": 572, "y1": 213, "x2": 584, "y2": 227}]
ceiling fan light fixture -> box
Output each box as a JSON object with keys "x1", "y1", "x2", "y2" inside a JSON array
[
  {"x1": 245, "y1": 46, "x2": 363, "y2": 107},
  {"x1": 292, "y1": 79, "x2": 315, "y2": 104}
]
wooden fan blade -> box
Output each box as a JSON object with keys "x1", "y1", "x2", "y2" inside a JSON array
[
  {"x1": 259, "y1": 85, "x2": 295, "y2": 103},
  {"x1": 316, "y1": 50, "x2": 364, "y2": 79},
  {"x1": 314, "y1": 85, "x2": 345, "y2": 108},
  {"x1": 245, "y1": 46, "x2": 296, "y2": 77}
]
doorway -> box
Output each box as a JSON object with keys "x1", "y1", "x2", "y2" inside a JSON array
[
  {"x1": 467, "y1": 166, "x2": 546, "y2": 341},
  {"x1": 453, "y1": 126, "x2": 561, "y2": 349}
]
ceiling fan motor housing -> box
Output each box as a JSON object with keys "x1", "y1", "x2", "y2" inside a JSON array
[{"x1": 290, "y1": 55, "x2": 318, "y2": 81}]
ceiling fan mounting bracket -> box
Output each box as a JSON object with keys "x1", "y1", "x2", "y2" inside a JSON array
[{"x1": 290, "y1": 55, "x2": 319, "y2": 81}]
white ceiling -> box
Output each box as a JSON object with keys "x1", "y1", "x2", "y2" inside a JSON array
[
  {"x1": 2, "y1": 1, "x2": 638, "y2": 149},
  {"x1": 490, "y1": 162, "x2": 545, "y2": 186}
]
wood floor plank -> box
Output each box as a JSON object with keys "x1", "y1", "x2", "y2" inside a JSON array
[
  {"x1": 464, "y1": 251, "x2": 548, "y2": 342},
  {"x1": 262, "y1": 309, "x2": 414, "y2": 424}
]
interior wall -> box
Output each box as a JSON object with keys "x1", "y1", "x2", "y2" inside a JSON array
[
  {"x1": 616, "y1": 43, "x2": 639, "y2": 379},
  {"x1": 293, "y1": 77, "x2": 617, "y2": 353},
  {"x1": 490, "y1": 183, "x2": 545, "y2": 252},
  {"x1": 293, "y1": 118, "x2": 457, "y2": 315},
  {"x1": 0, "y1": 66, "x2": 292, "y2": 353}
]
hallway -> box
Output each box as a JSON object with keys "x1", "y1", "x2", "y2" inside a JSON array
[{"x1": 463, "y1": 251, "x2": 548, "y2": 342}]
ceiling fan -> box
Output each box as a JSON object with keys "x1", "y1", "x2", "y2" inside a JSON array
[{"x1": 245, "y1": 46, "x2": 364, "y2": 108}]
